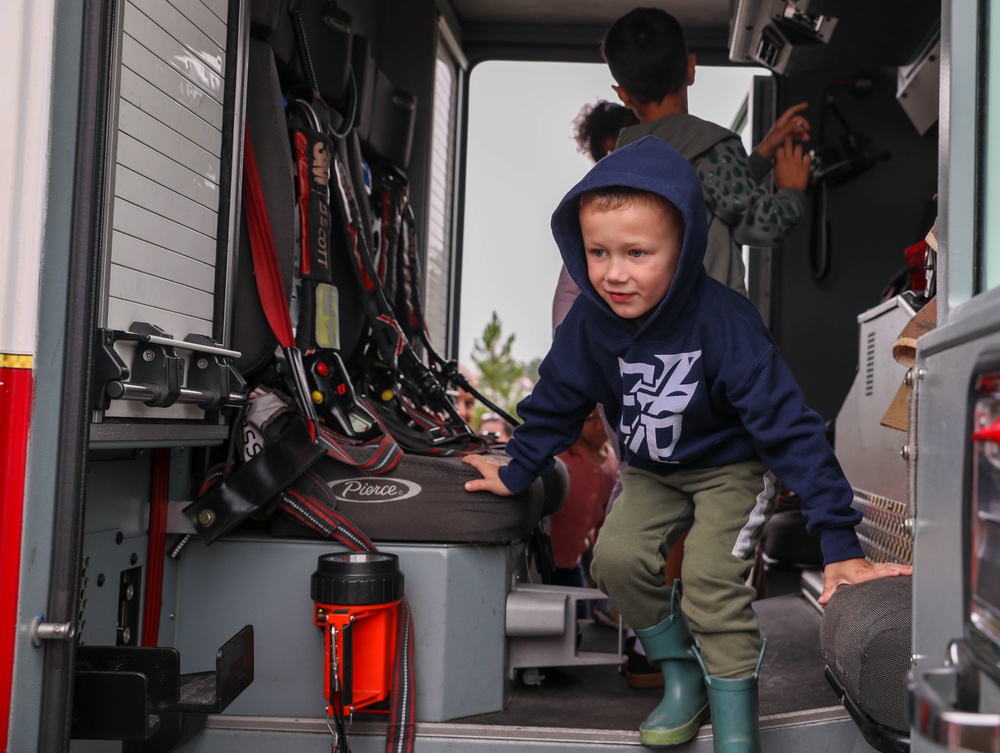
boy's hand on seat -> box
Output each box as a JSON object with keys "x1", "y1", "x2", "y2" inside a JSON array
[
  {"x1": 462, "y1": 454, "x2": 514, "y2": 496},
  {"x1": 818, "y1": 558, "x2": 913, "y2": 605}
]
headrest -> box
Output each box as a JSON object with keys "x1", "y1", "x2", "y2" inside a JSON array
[
  {"x1": 249, "y1": 0, "x2": 282, "y2": 39},
  {"x1": 365, "y1": 68, "x2": 417, "y2": 170},
  {"x1": 351, "y1": 35, "x2": 376, "y2": 142}
]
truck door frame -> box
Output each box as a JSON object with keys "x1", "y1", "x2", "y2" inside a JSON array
[
  {"x1": 911, "y1": 0, "x2": 1000, "y2": 750},
  {"x1": 7, "y1": 0, "x2": 110, "y2": 750}
]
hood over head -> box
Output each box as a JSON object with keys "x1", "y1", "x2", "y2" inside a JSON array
[{"x1": 550, "y1": 136, "x2": 708, "y2": 327}]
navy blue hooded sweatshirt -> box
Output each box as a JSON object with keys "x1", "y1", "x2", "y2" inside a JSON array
[{"x1": 499, "y1": 136, "x2": 864, "y2": 566}]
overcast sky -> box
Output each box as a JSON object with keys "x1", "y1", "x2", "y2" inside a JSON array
[{"x1": 458, "y1": 61, "x2": 764, "y2": 369}]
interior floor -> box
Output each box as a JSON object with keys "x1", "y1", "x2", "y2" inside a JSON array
[{"x1": 455, "y1": 572, "x2": 835, "y2": 731}]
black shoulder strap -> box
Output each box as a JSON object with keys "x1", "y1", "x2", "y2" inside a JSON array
[{"x1": 184, "y1": 416, "x2": 326, "y2": 544}]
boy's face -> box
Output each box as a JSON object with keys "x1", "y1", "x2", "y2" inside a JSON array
[{"x1": 581, "y1": 199, "x2": 682, "y2": 324}]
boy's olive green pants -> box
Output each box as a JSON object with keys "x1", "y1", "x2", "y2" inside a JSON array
[{"x1": 591, "y1": 460, "x2": 775, "y2": 679}]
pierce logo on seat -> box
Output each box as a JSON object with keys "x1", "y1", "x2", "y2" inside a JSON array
[{"x1": 328, "y1": 478, "x2": 421, "y2": 503}]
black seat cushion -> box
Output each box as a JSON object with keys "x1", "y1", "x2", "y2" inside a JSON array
[
  {"x1": 269, "y1": 452, "x2": 548, "y2": 544},
  {"x1": 820, "y1": 576, "x2": 912, "y2": 733}
]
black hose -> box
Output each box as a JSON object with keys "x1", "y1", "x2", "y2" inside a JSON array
[
  {"x1": 289, "y1": 8, "x2": 356, "y2": 140},
  {"x1": 290, "y1": 8, "x2": 321, "y2": 97},
  {"x1": 437, "y1": 357, "x2": 521, "y2": 427}
]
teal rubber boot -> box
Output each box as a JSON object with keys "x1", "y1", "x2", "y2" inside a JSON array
[
  {"x1": 692, "y1": 640, "x2": 766, "y2": 753},
  {"x1": 633, "y1": 581, "x2": 710, "y2": 748}
]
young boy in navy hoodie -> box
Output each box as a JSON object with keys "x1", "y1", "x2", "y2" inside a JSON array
[{"x1": 462, "y1": 136, "x2": 911, "y2": 752}]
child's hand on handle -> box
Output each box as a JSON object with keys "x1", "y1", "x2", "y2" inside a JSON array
[
  {"x1": 462, "y1": 454, "x2": 514, "y2": 496},
  {"x1": 818, "y1": 558, "x2": 913, "y2": 605},
  {"x1": 756, "y1": 102, "x2": 811, "y2": 161},
  {"x1": 774, "y1": 137, "x2": 811, "y2": 192}
]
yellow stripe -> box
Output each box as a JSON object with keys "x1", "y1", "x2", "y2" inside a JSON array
[{"x1": 0, "y1": 354, "x2": 33, "y2": 369}]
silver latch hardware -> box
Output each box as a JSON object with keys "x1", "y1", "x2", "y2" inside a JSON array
[{"x1": 29, "y1": 615, "x2": 76, "y2": 647}]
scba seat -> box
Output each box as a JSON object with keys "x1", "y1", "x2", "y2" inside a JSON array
[
  {"x1": 227, "y1": 0, "x2": 550, "y2": 548},
  {"x1": 175, "y1": 0, "x2": 575, "y2": 721}
]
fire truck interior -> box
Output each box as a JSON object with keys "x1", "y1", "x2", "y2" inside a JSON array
[{"x1": 26, "y1": 0, "x2": 950, "y2": 751}]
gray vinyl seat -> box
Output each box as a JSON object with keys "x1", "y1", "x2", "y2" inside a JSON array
[
  {"x1": 821, "y1": 576, "x2": 912, "y2": 753},
  {"x1": 818, "y1": 488, "x2": 914, "y2": 753},
  {"x1": 234, "y1": 0, "x2": 549, "y2": 546}
]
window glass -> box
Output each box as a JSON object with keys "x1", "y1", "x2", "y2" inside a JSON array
[
  {"x1": 424, "y1": 49, "x2": 459, "y2": 351},
  {"x1": 459, "y1": 61, "x2": 763, "y2": 368}
]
